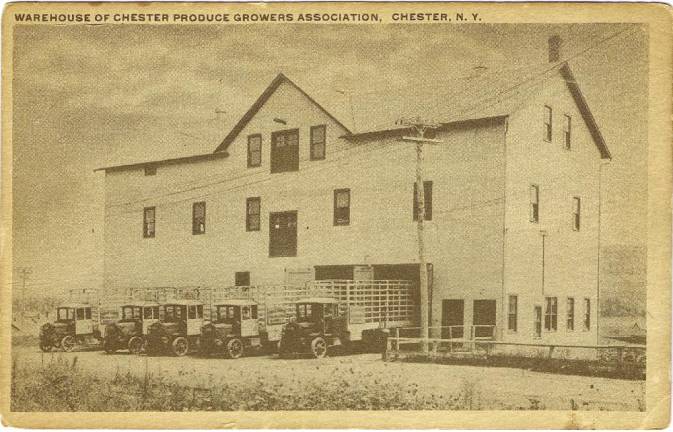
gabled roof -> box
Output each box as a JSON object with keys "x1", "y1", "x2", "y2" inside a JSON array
[
  {"x1": 213, "y1": 73, "x2": 352, "y2": 153},
  {"x1": 331, "y1": 61, "x2": 610, "y2": 159}
]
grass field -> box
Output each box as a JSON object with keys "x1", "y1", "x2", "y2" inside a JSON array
[{"x1": 11, "y1": 346, "x2": 645, "y2": 412}]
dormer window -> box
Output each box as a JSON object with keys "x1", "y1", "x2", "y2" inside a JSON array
[
  {"x1": 271, "y1": 129, "x2": 299, "y2": 173},
  {"x1": 144, "y1": 165, "x2": 157, "y2": 176}
]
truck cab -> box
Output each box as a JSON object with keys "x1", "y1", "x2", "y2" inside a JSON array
[
  {"x1": 145, "y1": 300, "x2": 204, "y2": 356},
  {"x1": 39, "y1": 303, "x2": 101, "y2": 352},
  {"x1": 200, "y1": 299, "x2": 262, "y2": 358},
  {"x1": 103, "y1": 301, "x2": 160, "y2": 354},
  {"x1": 279, "y1": 298, "x2": 347, "y2": 358}
]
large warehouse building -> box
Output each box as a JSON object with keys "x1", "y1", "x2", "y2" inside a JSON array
[{"x1": 97, "y1": 37, "x2": 610, "y2": 345}]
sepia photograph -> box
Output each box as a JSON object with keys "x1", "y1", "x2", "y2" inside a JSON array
[{"x1": 1, "y1": 2, "x2": 671, "y2": 428}]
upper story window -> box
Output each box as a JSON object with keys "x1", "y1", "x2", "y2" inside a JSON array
[
  {"x1": 143, "y1": 206, "x2": 156, "y2": 238},
  {"x1": 310, "y1": 125, "x2": 326, "y2": 160},
  {"x1": 334, "y1": 189, "x2": 351, "y2": 226},
  {"x1": 544, "y1": 296, "x2": 558, "y2": 331},
  {"x1": 247, "y1": 134, "x2": 262, "y2": 168},
  {"x1": 192, "y1": 201, "x2": 206, "y2": 235},
  {"x1": 413, "y1": 181, "x2": 433, "y2": 221},
  {"x1": 529, "y1": 184, "x2": 539, "y2": 223},
  {"x1": 572, "y1": 197, "x2": 581, "y2": 231},
  {"x1": 543, "y1": 105, "x2": 552, "y2": 142},
  {"x1": 246, "y1": 197, "x2": 261, "y2": 232},
  {"x1": 563, "y1": 115, "x2": 572, "y2": 150},
  {"x1": 144, "y1": 165, "x2": 157, "y2": 176},
  {"x1": 271, "y1": 129, "x2": 299, "y2": 173}
]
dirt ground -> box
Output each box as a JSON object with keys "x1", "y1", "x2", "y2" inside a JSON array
[{"x1": 11, "y1": 345, "x2": 645, "y2": 411}]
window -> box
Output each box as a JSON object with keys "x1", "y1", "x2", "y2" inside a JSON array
[
  {"x1": 192, "y1": 202, "x2": 206, "y2": 235},
  {"x1": 584, "y1": 298, "x2": 591, "y2": 330},
  {"x1": 144, "y1": 165, "x2": 156, "y2": 176},
  {"x1": 197, "y1": 305, "x2": 203, "y2": 319},
  {"x1": 85, "y1": 308, "x2": 91, "y2": 319},
  {"x1": 143, "y1": 207, "x2": 156, "y2": 238},
  {"x1": 508, "y1": 295, "x2": 518, "y2": 332},
  {"x1": 543, "y1": 105, "x2": 552, "y2": 142},
  {"x1": 534, "y1": 306, "x2": 542, "y2": 338},
  {"x1": 271, "y1": 129, "x2": 299, "y2": 173},
  {"x1": 529, "y1": 185, "x2": 539, "y2": 223},
  {"x1": 334, "y1": 189, "x2": 351, "y2": 226},
  {"x1": 269, "y1": 211, "x2": 298, "y2": 257},
  {"x1": 563, "y1": 115, "x2": 572, "y2": 150},
  {"x1": 572, "y1": 197, "x2": 581, "y2": 231},
  {"x1": 235, "y1": 271, "x2": 250, "y2": 286},
  {"x1": 544, "y1": 297, "x2": 558, "y2": 331},
  {"x1": 246, "y1": 197, "x2": 261, "y2": 231},
  {"x1": 76, "y1": 308, "x2": 85, "y2": 320},
  {"x1": 413, "y1": 181, "x2": 433, "y2": 221},
  {"x1": 188, "y1": 305, "x2": 196, "y2": 319},
  {"x1": 247, "y1": 134, "x2": 262, "y2": 168},
  {"x1": 310, "y1": 125, "x2": 326, "y2": 160},
  {"x1": 567, "y1": 297, "x2": 575, "y2": 331}
]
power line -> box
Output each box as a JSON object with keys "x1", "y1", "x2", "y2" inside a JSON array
[
  {"x1": 105, "y1": 27, "x2": 635, "y2": 212},
  {"x1": 106, "y1": 29, "x2": 634, "y2": 204}
]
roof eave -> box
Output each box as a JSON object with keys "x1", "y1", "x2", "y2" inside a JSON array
[
  {"x1": 341, "y1": 115, "x2": 510, "y2": 141},
  {"x1": 559, "y1": 63, "x2": 612, "y2": 160},
  {"x1": 94, "y1": 151, "x2": 230, "y2": 173}
]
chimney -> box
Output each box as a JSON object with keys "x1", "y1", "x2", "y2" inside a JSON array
[{"x1": 548, "y1": 35, "x2": 562, "y2": 63}]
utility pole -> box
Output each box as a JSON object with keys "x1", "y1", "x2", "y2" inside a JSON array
[
  {"x1": 15, "y1": 267, "x2": 32, "y2": 318},
  {"x1": 539, "y1": 231, "x2": 547, "y2": 296},
  {"x1": 398, "y1": 117, "x2": 442, "y2": 352}
]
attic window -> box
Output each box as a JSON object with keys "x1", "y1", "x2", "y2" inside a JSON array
[
  {"x1": 310, "y1": 125, "x2": 326, "y2": 160},
  {"x1": 543, "y1": 106, "x2": 552, "y2": 142},
  {"x1": 564, "y1": 115, "x2": 572, "y2": 150},
  {"x1": 144, "y1": 165, "x2": 157, "y2": 176},
  {"x1": 247, "y1": 134, "x2": 262, "y2": 168},
  {"x1": 192, "y1": 201, "x2": 206, "y2": 235}
]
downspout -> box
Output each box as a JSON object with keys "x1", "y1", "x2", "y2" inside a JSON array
[
  {"x1": 597, "y1": 160, "x2": 609, "y2": 343},
  {"x1": 500, "y1": 118, "x2": 509, "y2": 340}
]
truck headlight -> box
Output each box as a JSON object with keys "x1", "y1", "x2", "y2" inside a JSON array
[
  {"x1": 161, "y1": 336, "x2": 169, "y2": 344},
  {"x1": 215, "y1": 339, "x2": 223, "y2": 346}
]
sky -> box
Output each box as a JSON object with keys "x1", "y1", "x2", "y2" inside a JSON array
[{"x1": 10, "y1": 23, "x2": 647, "y2": 298}]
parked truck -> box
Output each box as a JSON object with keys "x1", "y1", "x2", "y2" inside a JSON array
[
  {"x1": 102, "y1": 301, "x2": 160, "y2": 354},
  {"x1": 39, "y1": 302, "x2": 103, "y2": 352},
  {"x1": 145, "y1": 300, "x2": 205, "y2": 356},
  {"x1": 277, "y1": 280, "x2": 416, "y2": 358},
  {"x1": 199, "y1": 299, "x2": 264, "y2": 358}
]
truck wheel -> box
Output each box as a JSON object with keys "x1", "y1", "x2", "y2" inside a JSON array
[
  {"x1": 226, "y1": 338, "x2": 244, "y2": 359},
  {"x1": 103, "y1": 338, "x2": 117, "y2": 354},
  {"x1": 128, "y1": 337, "x2": 144, "y2": 355},
  {"x1": 311, "y1": 337, "x2": 328, "y2": 359},
  {"x1": 61, "y1": 335, "x2": 75, "y2": 352},
  {"x1": 39, "y1": 340, "x2": 52, "y2": 352},
  {"x1": 171, "y1": 337, "x2": 189, "y2": 357}
]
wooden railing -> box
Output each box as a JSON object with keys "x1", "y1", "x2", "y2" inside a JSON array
[{"x1": 386, "y1": 328, "x2": 646, "y2": 369}]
